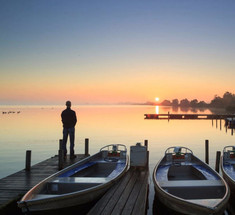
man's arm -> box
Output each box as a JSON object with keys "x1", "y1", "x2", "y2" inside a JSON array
[
  {"x1": 73, "y1": 111, "x2": 77, "y2": 126},
  {"x1": 61, "y1": 112, "x2": 64, "y2": 124}
]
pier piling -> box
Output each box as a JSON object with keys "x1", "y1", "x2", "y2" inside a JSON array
[
  {"x1": 215, "y1": 151, "x2": 221, "y2": 173},
  {"x1": 144, "y1": 139, "x2": 149, "y2": 167},
  {"x1": 85, "y1": 138, "x2": 89, "y2": 155},
  {"x1": 205, "y1": 140, "x2": 209, "y2": 164},
  {"x1": 58, "y1": 149, "x2": 64, "y2": 170},
  {"x1": 25, "y1": 150, "x2": 31, "y2": 171},
  {"x1": 58, "y1": 139, "x2": 64, "y2": 170},
  {"x1": 59, "y1": 139, "x2": 63, "y2": 150}
]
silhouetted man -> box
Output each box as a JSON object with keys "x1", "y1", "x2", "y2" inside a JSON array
[{"x1": 61, "y1": 101, "x2": 77, "y2": 159}]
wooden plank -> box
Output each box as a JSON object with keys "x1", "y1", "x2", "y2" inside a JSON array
[
  {"x1": 103, "y1": 170, "x2": 137, "y2": 215},
  {"x1": 131, "y1": 170, "x2": 149, "y2": 215},
  {"x1": 121, "y1": 169, "x2": 148, "y2": 215},
  {"x1": 87, "y1": 169, "x2": 134, "y2": 215},
  {"x1": 110, "y1": 171, "x2": 138, "y2": 215},
  {"x1": 88, "y1": 168, "x2": 149, "y2": 215}
]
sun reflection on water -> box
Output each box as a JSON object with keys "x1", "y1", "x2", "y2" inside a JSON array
[{"x1": 155, "y1": 106, "x2": 159, "y2": 114}]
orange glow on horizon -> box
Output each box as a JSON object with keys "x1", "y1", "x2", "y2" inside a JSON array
[{"x1": 0, "y1": 70, "x2": 232, "y2": 105}]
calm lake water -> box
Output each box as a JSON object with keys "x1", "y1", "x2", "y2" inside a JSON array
[{"x1": 0, "y1": 105, "x2": 234, "y2": 214}]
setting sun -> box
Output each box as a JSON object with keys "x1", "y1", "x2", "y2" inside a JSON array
[{"x1": 155, "y1": 97, "x2": 159, "y2": 102}]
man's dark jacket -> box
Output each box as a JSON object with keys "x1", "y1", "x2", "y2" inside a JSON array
[{"x1": 61, "y1": 108, "x2": 77, "y2": 128}]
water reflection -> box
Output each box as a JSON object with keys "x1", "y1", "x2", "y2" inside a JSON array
[
  {"x1": 172, "y1": 106, "x2": 179, "y2": 113},
  {"x1": 155, "y1": 105, "x2": 212, "y2": 114},
  {"x1": 155, "y1": 106, "x2": 159, "y2": 114}
]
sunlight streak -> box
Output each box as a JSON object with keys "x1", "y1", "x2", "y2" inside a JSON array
[{"x1": 155, "y1": 106, "x2": 159, "y2": 114}]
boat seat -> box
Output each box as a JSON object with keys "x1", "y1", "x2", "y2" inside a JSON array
[
  {"x1": 52, "y1": 177, "x2": 109, "y2": 184},
  {"x1": 46, "y1": 177, "x2": 110, "y2": 194},
  {"x1": 224, "y1": 160, "x2": 235, "y2": 164},
  {"x1": 159, "y1": 180, "x2": 224, "y2": 188},
  {"x1": 33, "y1": 194, "x2": 59, "y2": 200},
  {"x1": 159, "y1": 180, "x2": 226, "y2": 200}
]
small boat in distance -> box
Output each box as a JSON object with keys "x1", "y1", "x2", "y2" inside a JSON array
[
  {"x1": 153, "y1": 146, "x2": 230, "y2": 215},
  {"x1": 221, "y1": 146, "x2": 235, "y2": 193},
  {"x1": 18, "y1": 144, "x2": 128, "y2": 213}
]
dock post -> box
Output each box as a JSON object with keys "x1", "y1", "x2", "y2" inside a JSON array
[
  {"x1": 215, "y1": 151, "x2": 221, "y2": 173},
  {"x1": 58, "y1": 139, "x2": 64, "y2": 170},
  {"x1": 205, "y1": 140, "x2": 209, "y2": 164},
  {"x1": 58, "y1": 150, "x2": 63, "y2": 170},
  {"x1": 144, "y1": 139, "x2": 148, "y2": 149},
  {"x1": 85, "y1": 138, "x2": 89, "y2": 155},
  {"x1": 144, "y1": 140, "x2": 149, "y2": 167},
  {"x1": 59, "y1": 139, "x2": 63, "y2": 150},
  {"x1": 25, "y1": 150, "x2": 31, "y2": 171}
]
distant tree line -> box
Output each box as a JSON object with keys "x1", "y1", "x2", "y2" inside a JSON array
[{"x1": 159, "y1": 91, "x2": 235, "y2": 111}]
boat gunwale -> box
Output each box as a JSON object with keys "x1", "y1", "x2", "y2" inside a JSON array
[
  {"x1": 221, "y1": 158, "x2": 235, "y2": 185},
  {"x1": 221, "y1": 146, "x2": 235, "y2": 190}
]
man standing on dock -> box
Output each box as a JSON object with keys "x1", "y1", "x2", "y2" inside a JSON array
[{"x1": 61, "y1": 101, "x2": 77, "y2": 159}]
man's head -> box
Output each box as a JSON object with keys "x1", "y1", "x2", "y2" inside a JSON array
[{"x1": 66, "y1": 101, "x2": 71, "y2": 108}]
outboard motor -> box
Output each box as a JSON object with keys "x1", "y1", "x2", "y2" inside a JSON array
[{"x1": 130, "y1": 143, "x2": 147, "y2": 167}]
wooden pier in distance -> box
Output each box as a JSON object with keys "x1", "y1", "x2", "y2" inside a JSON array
[{"x1": 145, "y1": 113, "x2": 235, "y2": 120}]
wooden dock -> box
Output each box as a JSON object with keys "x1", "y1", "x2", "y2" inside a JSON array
[
  {"x1": 0, "y1": 154, "x2": 88, "y2": 214},
  {"x1": 0, "y1": 152, "x2": 149, "y2": 215},
  {"x1": 145, "y1": 113, "x2": 235, "y2": 120},
  {"x1": 87, "y1": 167, "x2": 149, "y2": 215}
]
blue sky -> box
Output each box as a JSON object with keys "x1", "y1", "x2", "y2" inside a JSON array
[{"x1": 1, "y1": 0, "x2": 235, "y2": 104}]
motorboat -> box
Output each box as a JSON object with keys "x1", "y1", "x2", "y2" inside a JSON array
[
  {"x1": 153, "y1": 146, "x2": 230, "y2": 215},
  {"x1": 18, "y1": 144, "x2": 128, "y2": 213}
]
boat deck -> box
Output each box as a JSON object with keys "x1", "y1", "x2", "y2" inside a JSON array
[{"x1": 87, "y1": 166, "x2": 149, "y2": 215}]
